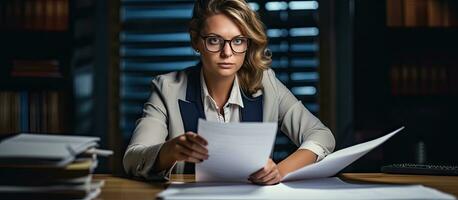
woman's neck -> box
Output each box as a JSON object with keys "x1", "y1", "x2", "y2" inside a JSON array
[{"x1": 202, "y1": 70, "x2": 235, "y2": 110}]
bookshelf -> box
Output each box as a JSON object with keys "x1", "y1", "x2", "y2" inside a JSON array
[
  {"x1": 0, "y1": 0, "x2": 73, "y2": 135},
  {"x1": 349, "y1": 0, "x2": 458, "y2": 171}
]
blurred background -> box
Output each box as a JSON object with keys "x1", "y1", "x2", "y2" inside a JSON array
[{"x1": 0, "y1": 0, "x2": 457, "y2": 175}]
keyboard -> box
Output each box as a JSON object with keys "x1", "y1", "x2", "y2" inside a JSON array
[{"x1": 381, "y1": 163, "x2": 458, "y2": 176}]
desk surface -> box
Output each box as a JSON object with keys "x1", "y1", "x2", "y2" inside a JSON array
[{"x1": 94, "y1": 173, "x2": 458, "y2": 200}]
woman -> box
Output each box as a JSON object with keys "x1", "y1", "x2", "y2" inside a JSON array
[{"x1": 123, "y1": 0, "x2": 335, "y2": 185}]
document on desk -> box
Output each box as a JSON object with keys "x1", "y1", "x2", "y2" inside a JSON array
[
  {"x1": 158, "y1": 177, "x2": 455, "y2": 200},
  {"x1": 282, "y1": 127, "x2": 405, "y2": 181},
  {"x1": 196, "y1": 119, "x2": 277, "y2": 182}
]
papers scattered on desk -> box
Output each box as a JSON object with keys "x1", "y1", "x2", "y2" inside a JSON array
[
  {"x1": 158, "y1": 177, "x2": 455, "y2": 200},
  {"x1": 283, "y1": 127, "x2": 405, "y2": 181},
  {"x1": 0, "y1": 133, "x2": 112, "y2": 200},
  {"x1": 196, "y1": 119, "x2": 277, "y2": 182}
]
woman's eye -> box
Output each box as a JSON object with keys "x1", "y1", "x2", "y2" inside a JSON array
[
  {"x1": 209, "y1": 37, "x2": 221, "y2": 44},
  {"x1": 233, "y1": 38, "x2": 244, "y2": 45}
]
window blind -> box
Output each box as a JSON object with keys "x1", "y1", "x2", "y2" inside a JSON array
[{"x1": 120, "y1": 0, "x2": 320, "y2": 161}]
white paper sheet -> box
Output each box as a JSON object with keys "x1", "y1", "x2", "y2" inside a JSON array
[
  {"x1": 158, "y1": 177, "x2": 455, "y2": 200},
  {"x1": 282, "y1": 127, "x2": 405, "y2": 181},
  {"x1": 196, "y1": 119, "x2": 277, "y2": 182}
]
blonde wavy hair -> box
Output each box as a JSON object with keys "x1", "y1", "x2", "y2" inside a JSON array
[{"x1": 189, "y1": 0, "x2": 271, "y2": 96}]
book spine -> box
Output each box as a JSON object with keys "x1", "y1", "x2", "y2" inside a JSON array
[
  {"x1": 416, "y1": 0, "x2": 428, "y2": 26},
  {"x1": 427, "y1": 0, "x2": 443, "y2": 26},
  {"x1": 20, "y1": 91, "x2": 29, "y2": 132},
  {"x1": 5, "y1": 1, "x2": 13, "y2": 29},
  {"x1": 387, "y1": 0, "x2": 404, "y2": 26},
  {"x1": 404, "y1": 0, "x2": 417, "y2": 27},
  {"x1": 390, "y1": 63, "x2": 400, "y2": 95},
  {"x1": 12, "y1": 92, "x2": 20, "y2": 133},
  {"x1": 0, "y1": 92, "x2": 6, "y2": 134},
  {"x1": 24, "y1": 0, "x2": 33, "y2": 30},
  {"x1": 443, "y1": 0, "x2": 451, "y2": 27}
]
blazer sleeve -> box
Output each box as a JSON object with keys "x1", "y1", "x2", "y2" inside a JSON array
[
  {"x1": 269, "y1": 70, "x2": 336, "y2": 161},
  {"x1": 123, "y1": 76, "x2": 174, "y2": 180}
]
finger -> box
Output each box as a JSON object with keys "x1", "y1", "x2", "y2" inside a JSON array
[
  {"x1": 177, "y1": 138, "x2": 208, "y2": 157},
  {"x1": 177, "y1": 137, "x2": 209, "y2": 157},
  {"x1": 258, "y1": 169, "x2": 278, "y2": 183},
  {"x1": 180, "y1": 152, "x2": 201, "y2": 163},
  {"x1": 253, "y1": 173, "x2": 280, "y2": 185},
  {"x1": 256, "y1": 165, "x2": 277, "y2": 180},
  {"x1": 250, "y1": 164, "x2": 272, "y2": 180},
  {"x1": 265, "y1": 174, "x2": 281, "y2": 185},
  {"x1": 177, "y1": 143, "x2": 208, "y2": 160},
  {"x1": 185, "y1": 132, "x2": 208, "y2": 146}
]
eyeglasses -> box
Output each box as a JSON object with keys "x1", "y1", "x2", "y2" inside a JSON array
[{"x1": 200, "y1": 35, "x2": 249, "y2": 54}]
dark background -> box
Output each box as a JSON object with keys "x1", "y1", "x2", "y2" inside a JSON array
[{"x1": 0, "y1": 0, "x2": 457, "y2": 175}]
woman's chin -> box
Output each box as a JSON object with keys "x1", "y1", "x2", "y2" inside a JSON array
[{"x1": 215, "y1": 68, "x2": 237, "y2": 77}]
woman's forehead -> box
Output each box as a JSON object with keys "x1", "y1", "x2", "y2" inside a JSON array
[{"x1": 202, "y1": 14, "x2": 243, "y2": 38}]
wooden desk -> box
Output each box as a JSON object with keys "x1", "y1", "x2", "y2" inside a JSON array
[{"x1": 94, "y1": 173, "x2": 458, "y2": 200}]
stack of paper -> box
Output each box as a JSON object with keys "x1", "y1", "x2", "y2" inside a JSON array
[{"x1": 0, "y1": 133, "x2": 112, "y2": 200}]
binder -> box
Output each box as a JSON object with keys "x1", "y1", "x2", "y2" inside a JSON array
[{"x1": 0, "y1": 133, "x2": 99, "y2": 167}]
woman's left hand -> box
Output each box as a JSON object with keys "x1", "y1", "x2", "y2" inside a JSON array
[{"x1": 248, "y1": 159, "x2": 283, "y2": 185}]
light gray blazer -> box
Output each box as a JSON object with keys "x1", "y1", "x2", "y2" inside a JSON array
[{"x1": 123, "y1": 65, "x2": 335, "y2": 180}]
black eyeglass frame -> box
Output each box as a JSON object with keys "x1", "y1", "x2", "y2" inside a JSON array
[{"x1": 199, "y1": 35, "x2": 250, "y2": 54}]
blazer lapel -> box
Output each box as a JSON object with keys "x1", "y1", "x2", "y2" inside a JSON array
[
  {"x1": 178, "y1": 65, "x2": 205, "y2": 133},
  {"x1": 179, "y1": 63, "x2": 264, "y2": 129},
  {"x1": 241, "y1": 91, "x2": 263, "y2": 122}
]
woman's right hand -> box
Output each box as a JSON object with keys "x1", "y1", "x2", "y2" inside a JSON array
[{"x1": 161, "y1": 131, "x2": 209, "y2": 164}]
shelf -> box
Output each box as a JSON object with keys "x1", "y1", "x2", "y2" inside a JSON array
[
  {"x1": 386, "y1": 27, "x2": 458, "y2": 51},
  {"x1": 390, "y1": 94, "x2": 458, "y2": 102},
  {"x1": 0, "y1": 31, "x2": 72, "y2": 56},
  {"x1": 0, "y1": 77, "x2": 71, "y2": 91}
]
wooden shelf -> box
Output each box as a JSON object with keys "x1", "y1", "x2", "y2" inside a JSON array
[
  {"x1": 386, "y1": 27, "x2": 458, "y2": 50},
  {"x1": 1, "y1": 31, "x2": 72, "y2": 55},
  {"x1": 0, "y1": 77, "x2": 71, "y2": 91}
]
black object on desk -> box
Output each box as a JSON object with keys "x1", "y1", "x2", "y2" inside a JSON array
[{"x1": 382, "y1": 163, "x2": 458, "y2": 176}]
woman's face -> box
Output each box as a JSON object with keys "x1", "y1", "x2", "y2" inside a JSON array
[{"x1": 197, "y1": 14, "x2": 247, "y2": 79}]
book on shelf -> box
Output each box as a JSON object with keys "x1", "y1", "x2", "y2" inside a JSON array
[
  {"x1": 386, "y1": 0, "x2": 403, "y2": 26},
  {"x1": 403, "y1": 0, "x2": 427, "y2": 27},
  {"x1": 389, "y1": 55, "x2": 456, "y2": 96},
  {"x1": 0, "y1": 0, "x2": 69, "y2": 31},
  {"x1": 387, "y1": 0, "x2": 458, "y2": 27},
  {"x1": 427, "y1": 0, "x2": 443, "y2": 26},
  {"x1": 10, "y1": 59, "x2": 62, "y2": 78},
  {"x1": 0, "y1": 90, "x2": 69, "y2": 135}
]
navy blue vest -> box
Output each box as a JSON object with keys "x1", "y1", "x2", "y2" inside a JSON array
[{"x1": 177, "y1": 65, "x2": 264, "y2": 173}]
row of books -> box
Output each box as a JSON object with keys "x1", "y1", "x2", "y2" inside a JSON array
[
  {"x1": 0, "y1": 90, "x2": 69, "y2": 135},
  {"x1": 390, "y1": 63, "x2": 458, "y2": 96},
  {"x1": 10, "y1": 59, "x2": 63, "y2": 78},
  {"x1": 0, "y1": 133, "x2": 112, "y2": 200},
  {"x1": 0, "y1": 0, "x2": 69, "y2": 31},
  {"x1": 387, "y1": 0, "x2": 458, "y2": 27}
]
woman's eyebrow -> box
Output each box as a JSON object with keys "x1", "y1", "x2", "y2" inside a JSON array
[{"x1": 202, "y1": 33, "x2": 245, "y2": 39}]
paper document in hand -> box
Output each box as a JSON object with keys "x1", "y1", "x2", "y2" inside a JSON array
[
  {"x1": 196, "y1": 119, "x2": 277, "y2": 182},
  {"x1": 283, "y1": 127, "x2": 405, "y2": 181}
]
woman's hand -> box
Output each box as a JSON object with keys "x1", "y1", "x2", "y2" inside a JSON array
[
  {"x1": 248, "y1": 159, "x2": 283, "y2": 185},
  {"x1": 164, "y1": 131, "x2": 209, "y2": 163},
  {"x1": 155, "y1": 132, "x2": 208, "y2": 171}
]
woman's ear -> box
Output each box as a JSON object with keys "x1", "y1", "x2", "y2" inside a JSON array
[{"x1": 190, "y1": 31, "x2": 202, "y2": 53}]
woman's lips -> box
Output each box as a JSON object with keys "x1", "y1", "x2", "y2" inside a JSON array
[{"x1": 217, "y1": 63, "x2": 235, "y2": 69}]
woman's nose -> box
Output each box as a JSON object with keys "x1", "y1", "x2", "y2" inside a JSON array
[{"x1": 220, "y1": 41, "x2": 233, "y2": 58}]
